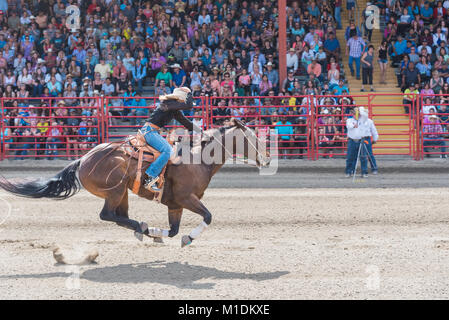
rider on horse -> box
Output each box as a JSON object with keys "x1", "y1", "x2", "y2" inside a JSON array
[{"x1": 142, "y1": 87, "x2": 196, "y2": 191}]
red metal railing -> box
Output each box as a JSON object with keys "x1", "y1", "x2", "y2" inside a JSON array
[
  {"x1": 367, "y1": 93, "x2": 416, "y2": 157},
  {"x1": 0, "y1": 93, "x2": 436, "y2": 160},
  {"x1": 419, "y1": 94, "x2": 449, "y2": 159},
  {"x1": 314, "y1": 94, "x2": 355, "y2": 159},
  {"x1": 1, "y1": 97, "x2": 101, "y2": 160},
  {"x1": 104, "y1": 96, "x2": 208, "y2": 142},
  {"x1": 208, "y1": 95, "x2": 313, "y2": 159}
]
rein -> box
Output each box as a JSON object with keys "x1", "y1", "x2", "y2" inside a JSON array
[{"x1": 209, "y1": 126, "x2": 264, "y2": 168}]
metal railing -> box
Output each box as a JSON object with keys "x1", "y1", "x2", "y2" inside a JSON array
[{"x1": 0, "y1": 93, "x2": 437, "y2": 161}]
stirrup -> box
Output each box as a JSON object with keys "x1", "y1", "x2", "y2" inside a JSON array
[{"x1": 144, "y1": 176, "x2": 160, "y2": 191}]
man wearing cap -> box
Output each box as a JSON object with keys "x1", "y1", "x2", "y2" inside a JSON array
[
  {"x1": 324, "y1": 32, "x2": 341, "y2": 61},
  {"x1": 282, "y1": 69, "x2": 296, "y2": 94},
  {"x1": 402, "y1": 62, "x2": 420, "y2": 90},
  {"x1": 266, "y1": 62, "x2": 279, "y2": 92},
  {"x1": 417, "y1": 39, "x2": 432, "y2": 55},
  {"x1": 168, "y1": 41, "x2": 184, "y2": 63},
  {"x1": 286, "y1": 48, "x2": 298, "y2": 74},
  {"x1": 358, "y1": 107, "x2": 379, "y2": 174},
  {"x1": 171, "y1": 64, "x2": 186, "y2": 89},
  {"x1": 334, "y1": 79, "x2": 350, "y2": 95},
  {"x1": 345, "y1": 107, "x2": 369, "y2": 177},
  {"x1": 403, "y1": 82, "x2": 419, "y2": 115},
  {"x1": 141, "y1": 87, "x2": 197, "y2": 191},
  {"x1": 423, "y1": 114, "x2": 447, "y2": 157}
]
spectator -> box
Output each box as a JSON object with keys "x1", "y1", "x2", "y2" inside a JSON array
[
  {"x1": 346, "y1": 32, "x2": 365, "y2": 80},
  {"x1": 402, "y1": 62, "x2": 420, "y2": 90},
  {"x1": 132, "y1": 59, "x2": 147, "y2": 93},
  {"x1": 307, "y1": 59, "x2": 323, "y2": 82},
  {"x1": 378, "y1": 40, "x2": 388, "y2": 85},
  {"x1": 403, "y1": 82, "x2": 419, "y2": 115},
  {"x1": 361, "y1": 45, "x2": 375, "y2": 92},
  {"x1": 324, "y1": 32, "x2": 341, "y2": 62},
  {"x1": 275, "y1": 116, "x2": 294, "y2": 159},
  {"x1": 171, "y1": 63, "x2": 186, "y2": 89},
  {"x1": 45, "y1": 120, "x2": 62, "y2": 160},
  {"x1": 155, "y1": 64, "x2": 173, "y2": 88},
  {"x1": 286, "y1": 48, "x2": 298, "y2": 74},
  {"x1": 423, "y1": 114, "x2": 447, "y2": 158}
]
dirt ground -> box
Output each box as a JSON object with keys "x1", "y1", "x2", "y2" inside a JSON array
[{"x1": 1, "y1": 186, "x2": 449, "y2": 299}]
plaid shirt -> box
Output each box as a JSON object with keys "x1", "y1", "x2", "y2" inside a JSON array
[
  {"x1": 423, "y1": 119, "x2": 443, "y2": 139},
  {"x1": 347, "y1": 37, "x2": 365, "y2": 58}
]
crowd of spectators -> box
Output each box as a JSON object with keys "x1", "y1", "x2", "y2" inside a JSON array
[
  {"x1": 375, "y1": 0, "x2": 449, "y2": 156},
  {"x1": 0, "y1": 0, "x2": 362, "y2": 160}
]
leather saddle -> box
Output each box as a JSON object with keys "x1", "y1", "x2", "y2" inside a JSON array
[
  {"x1": 122, "y1": 132, "x2": 175, "y2": 197},
  {"x1": 123, "y1": 132, "x2": 161, "y2": 163}
]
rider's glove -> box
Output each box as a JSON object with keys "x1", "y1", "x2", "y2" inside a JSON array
[{"x1": 185, "y1": 93, "x2": 194, "y2": 107}]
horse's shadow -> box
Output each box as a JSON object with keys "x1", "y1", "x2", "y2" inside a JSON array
[{"x1": 0, "y1": 260, "x2": 289, "y2": 290}]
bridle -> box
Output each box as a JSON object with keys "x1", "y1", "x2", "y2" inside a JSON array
[{"x1": 209, "y1": 125, "x2": 269, "y2": 168}]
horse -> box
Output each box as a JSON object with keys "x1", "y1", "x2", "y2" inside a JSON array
[{"x1": 0, "y1": 118, "x2": 270, "y2": 247}]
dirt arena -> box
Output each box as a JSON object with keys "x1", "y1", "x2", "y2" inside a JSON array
[{"x1": 2, "y1": 168, "x2": 449, "y2": 299}]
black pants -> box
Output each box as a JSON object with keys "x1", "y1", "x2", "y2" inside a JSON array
[{"x1": 362, "y1": 67, "x2": 373, "y2": 85}]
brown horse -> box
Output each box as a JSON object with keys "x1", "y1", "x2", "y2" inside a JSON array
[{"x1": 0, "y1": 119, "x2": 270, "y2": 247}]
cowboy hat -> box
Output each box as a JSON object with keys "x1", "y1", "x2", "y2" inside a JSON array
[
  {"x1": 171, "y1": 63, "x2": 182, "y2": 69},
  {"x1": 160, "y1": 87, "x2": 191, "y2": 102}
]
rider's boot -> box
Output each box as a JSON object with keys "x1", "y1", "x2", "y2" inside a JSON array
[{"x1": 144, "y1": 174, "x2": 161, "y2": 192}]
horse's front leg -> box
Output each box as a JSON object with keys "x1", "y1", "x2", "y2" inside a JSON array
[
  {"x1": 146, "y1": 208, "x2": 183, "y2": 242},
  {"x1": 176, "y1": 194, "x2": 211, "y2": 248}
]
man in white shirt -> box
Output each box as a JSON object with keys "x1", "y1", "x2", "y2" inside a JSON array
[
  {"x1": 345, "y1": 107, "x2": 369, "y2": 177},
  {"x1": 286, "y1": 48, "x2": 298, "y2": 73},
  {"x1": 358, "y1": 107, "x2": 379, "y2": 174},
  {"x1": 417, "y1": 40, "x2": 432, "y2": 55},
  {"x1": 94, "y1": 58, "x2": 111, "y2": 80}
]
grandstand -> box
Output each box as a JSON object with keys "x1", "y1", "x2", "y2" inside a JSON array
[{"x1": 0, "y1": 1, "x2": 444, "y2": 160}]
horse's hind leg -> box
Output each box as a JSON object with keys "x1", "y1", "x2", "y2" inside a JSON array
[{"x1": 99, "y1": 190, "x2": 148, "y2": 240}]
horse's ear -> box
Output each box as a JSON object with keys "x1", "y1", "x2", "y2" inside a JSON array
[{"x1": 230, "y1": 118, "x2": 247, "y2": 130}]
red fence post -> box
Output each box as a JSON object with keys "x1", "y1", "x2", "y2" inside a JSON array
[
  {"x1": 310, "y1": 95, "x2": 315, "y2": 160},
  {"x1": 415, "y1": 95, "x2": 424, "y2": 160},
  {"x1": 0, "y1": 98, "x2": 3, "y2": 161},
  {"x1": 100, "y1": 95, "x2": 105, "y2": 144},
  {"x1": 411, "y1": 96, "x2": 414, "y2": 158}
]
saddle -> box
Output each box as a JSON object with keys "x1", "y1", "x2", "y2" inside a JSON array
[{"x1": 122, "y1": 132, "x2": 174, "y2": 199}]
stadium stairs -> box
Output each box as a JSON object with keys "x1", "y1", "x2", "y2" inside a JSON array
[{"x1": 336, "y1": 0, "x2": 411, "y2": 156}]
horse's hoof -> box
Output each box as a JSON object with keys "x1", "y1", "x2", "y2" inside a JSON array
[
  {"x1": 153, "y1": 237, "x2": 164, "y2": 243},
  {"x1": 181, "y1": 235, "x2": 192, "y2": 248},
  {"x1": 134, "y1": 231, "x2": 143, "y2": 242}
]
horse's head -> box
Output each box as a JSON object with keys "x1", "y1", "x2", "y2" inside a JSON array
[{"x1": 228, "y1": 118, "x2": 271, "y2": 168}]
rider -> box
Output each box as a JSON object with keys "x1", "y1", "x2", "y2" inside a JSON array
[{"x1": 142, "y1": 87, "x2": 196, "y2": 191}]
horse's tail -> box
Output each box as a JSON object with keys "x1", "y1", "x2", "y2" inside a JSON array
[{"x1": 0, "y1": 160, "x2": 81, "y2": 200}]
